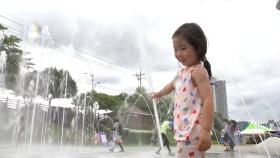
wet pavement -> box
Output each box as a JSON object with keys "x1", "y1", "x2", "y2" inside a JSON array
[{"x1": 0, "y1": 144, "x2": 278, "y2": 158}]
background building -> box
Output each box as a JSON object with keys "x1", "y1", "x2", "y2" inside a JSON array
[{"x1": 211, "y1": 77, "x2": 229, "y2": 119}]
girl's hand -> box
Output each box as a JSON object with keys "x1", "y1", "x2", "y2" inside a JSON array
[
  {"x1": 198, "y1": 129, "x2": 211, "y2": 151},
  {"x1": 150, "y1": 81, "x2": 175, "y2": 100},
  {"x1": 150, "y1": 92, "x2": 162, "y2": 100}
]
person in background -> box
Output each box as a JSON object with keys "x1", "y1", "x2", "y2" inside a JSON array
[
  {"x1": 223, "y1": 120, "x2": 230, "y2": 151},
  {"x1": 155, "y1": 120, "x2": 175, "y2": 156},
  {"x1": 228, "y1": 120, "x2": 237, "y2": 151},
  {"x1": 109, "y1": 118, "x2": 125, "y2": 152}
]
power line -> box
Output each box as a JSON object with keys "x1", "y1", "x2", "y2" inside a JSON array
[
  {"x1": 3, "y1": 26, "x2": 134, "y2": 94},
  {"x1": 80, "y1": 76, "x2": 130, "y2": 94},
  {"x1": 0, "y1": 21, "x2": 134, "y2": 75},
  {"x1": 0, "y1": 13, "x2": 140, "y2": 94},
  {"x1": 0, "y1": 23, "x2": 23, "y2": 37},
  {"x1": 0, "y1": 14, "x2": 24, "y2": 27},
  {"x1": 0, "y1": 13, "x2": 135, "y2": 74},
  {"x1": 96, "y1": 84, "x2": 129, "y2": 94}
]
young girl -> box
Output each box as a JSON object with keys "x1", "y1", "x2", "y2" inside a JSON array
[
  {"x1": 228, "y1": 120, "x2": 237, "y2": 152},
  {"x1": 109, "y1": 119, "x2": 125, "y2": 152},
  {"x1": 152, "y1": 23, "x2": 214, "y2": 158}
]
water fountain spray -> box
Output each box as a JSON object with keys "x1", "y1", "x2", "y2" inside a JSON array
[
  {"x1": 137, "y1": 36, "x2": 164, "y2": 150},
  {"x1": 29, "y1": 25, "x2": 50, "y2": 148},
  {"x1": 218, "y1": 61, "x2": 271, "y2": 158}
]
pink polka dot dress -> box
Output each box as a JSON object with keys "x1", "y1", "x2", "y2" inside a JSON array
[{"x1": 173, "y1": 64, "x2": 205, "y2": 158}]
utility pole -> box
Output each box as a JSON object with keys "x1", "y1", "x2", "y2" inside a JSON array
[
  {"x1": 83, "y1": 73, "x2": 100, "y2": 141},
  {"x1": 84, "y1": 73, "x2": 94, "y2": 92},
  {"x1": 133, "y1": 67, "x2": 145, "y2": 88}
]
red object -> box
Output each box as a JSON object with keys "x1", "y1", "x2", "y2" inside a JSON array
[{"x1": 188, "y1": 151, "x2": 195, "y2": 157}]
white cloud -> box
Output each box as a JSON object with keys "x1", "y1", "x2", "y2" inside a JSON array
[{"x1": 1, "y1": 0, "x2": 280, "y2": 122}]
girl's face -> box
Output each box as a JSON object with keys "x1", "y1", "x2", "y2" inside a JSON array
[{"x1": 172, "y1": 36, "x2": 199, "y2": 67}]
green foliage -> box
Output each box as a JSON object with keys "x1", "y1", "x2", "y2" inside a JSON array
[
  {"x1": 21, "y1": 51, "x2": 35, "y2": 70},
  {"x1": 212, "y1": 112, "x2": 227, "y2": 141},
  {"x1": 0, "y1": 23, "x2": 34, "y2": 91},
  {"x1": 2, "y1": 35, "x2": 22, "y2": 49},
  {"x1": 0, "y1": 29, "x2": 23, "y2": 90},
  {"x1": 0, "y1": 24, "x2": 7, "y2": 30},
  {"x1": 127, "y1": 87, "x2": 153, "y2": 113},
  {"x1": 211, "y1": 128, "x2": 221, "y2": 142},
  {"x1": 214, "y1": 112, "x2": 226, "y2": 131},
  {"x1": 24, "y1": 67, "x2": 77, "y2": 98},
  {"x1": 87, "y1": 91, "x2": 127, "y2": 118},
  {"x1": 157, "y1": 95, "x2": 174, "y2": 122},
  {"x1": 4, "y1": 53, "x2": 21, "y2": 90},
  {"x1": 126, "y1": 87, "x2": 173, "y2": 122}
]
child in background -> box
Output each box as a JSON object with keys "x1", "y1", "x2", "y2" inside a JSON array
[
  {"x1": 155, "y1": 120, "x2": 175, "y2": 156},
  {"x1": 228, "y1": 120, "x2": 237, "y2": 151},
  {"x1": 109, "y1": 118, "x2": 125, "y2": 152},
  {"x1": 152, "y1": 23, "x2": 214, "y2": 158},
  {"x1": 223, "y1": 120, "x2": 230, "y2": 151}
]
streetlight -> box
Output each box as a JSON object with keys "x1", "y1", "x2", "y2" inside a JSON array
[{"x1": 84, "y1": 72, "x2": 101, "y2": 92}]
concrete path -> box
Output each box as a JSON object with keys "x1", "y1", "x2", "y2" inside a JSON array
[{"x1": 0, "y1": 144, "x2": 277, "y2": 158}]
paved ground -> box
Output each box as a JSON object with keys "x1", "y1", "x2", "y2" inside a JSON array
[{"x1": 0, "y1": 144, "x2": 278, "y2": 158}]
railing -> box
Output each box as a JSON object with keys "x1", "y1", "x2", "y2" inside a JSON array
[{"x1": 0, "y1": 97, "x2": 48, "y2": 110}]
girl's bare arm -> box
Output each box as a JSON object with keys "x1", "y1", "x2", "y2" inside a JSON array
[
  {"x1": 152, "y1": 80, "x2": 175, "y2": 99},
  {"x1": 193, "y1": 67, "x2": 214, "y2": 151}
]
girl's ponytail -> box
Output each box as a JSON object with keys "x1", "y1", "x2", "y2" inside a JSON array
[{"x1": 203, "y1": 59, "x2": 212, "y2": 79}]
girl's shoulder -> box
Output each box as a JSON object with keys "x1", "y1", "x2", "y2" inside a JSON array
[{"x1": 191, "y1": 64, "x2": 208, "y2": 78}]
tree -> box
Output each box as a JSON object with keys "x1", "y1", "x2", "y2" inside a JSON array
[
  {"x1": 157, "y1": 94, "x2": 174, "y2": 122},
  {"x1": 72, "y1": 90, "x2": 127, "y2": 132},
  {"x1": 24, "y1": 67, "x2": 77, "y2": 98},
  {"x1": 1, "y1": 29, "x2": 23, "y2": 90},
  {"x1": 50, "y1": 68, "x2": 77, "y2": 98},
  {"x1": 21, "y1": 51, "x2": 35, "y2": 70},
  {"x1": 127, "y1": 87, "x2": 153, "y2": 112},
  {"x1": 126, "y1": 87, "x2": 173, "y2": 122},
  {"x1": 89, "y1": 91, "x2": 127, "y2": 118},
  {"x1": 212, "y1": 112, "x2": 227, "y2": 141},
  {"x1": 214, "y1": 112, "x2": 226, "y2": 131},
  {"x1": 0, "y1": 23, "x2": 34, "y2": 92}
]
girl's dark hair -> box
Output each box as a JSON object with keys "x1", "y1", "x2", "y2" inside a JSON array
[{"x1": 172, "y1": 23, "x2": 212, "y2": 79}]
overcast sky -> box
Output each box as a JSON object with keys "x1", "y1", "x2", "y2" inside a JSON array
[{"x1": 0, "y1": 0, "x2": 280, "y2": 123}]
